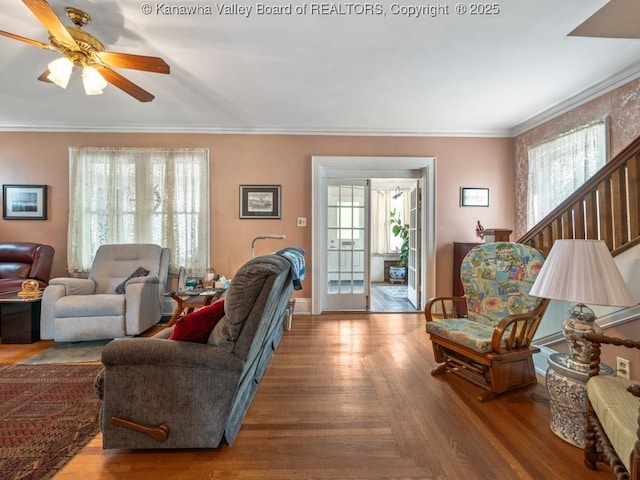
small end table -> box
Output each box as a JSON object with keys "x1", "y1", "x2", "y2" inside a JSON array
[
  {"x1": 165, "y1": 289, "x2": 227, "y2": 327},
  {"x1": 0, "y1": 292, "x2": 42, "y2": 344},
  {"x1": 546, "y1": 352, "x2": 613, "y2": 447}
]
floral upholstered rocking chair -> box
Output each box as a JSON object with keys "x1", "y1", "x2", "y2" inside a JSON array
[{"x1": 425, "y1": 242, "x2": 549, "y2": 402}]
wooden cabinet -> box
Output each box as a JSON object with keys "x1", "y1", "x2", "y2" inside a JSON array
[{"x1": 453, "y1": 242, "x2": 481, "y2": 316}]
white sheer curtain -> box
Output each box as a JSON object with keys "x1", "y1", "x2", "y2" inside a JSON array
[
  {"x1": 68, "y1": 147, "x2": 209, "y2": 273},
  {"x1": 371, "y1": 190, "x2": 391, "y2": 254},
  {"x1": 527, "y1": 120, "x2": 607, "y2": 228},
  {"x1": 371, "y1": 188, "x2": 409, "y2": 254}
]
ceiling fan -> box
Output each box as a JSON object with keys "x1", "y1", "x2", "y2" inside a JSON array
[
  {"x1": 0, "y1": 0, "x2": 170, "y2": 102},
  {"x1": 569, "y1": 0, "x2": 640, "y2": 39}
]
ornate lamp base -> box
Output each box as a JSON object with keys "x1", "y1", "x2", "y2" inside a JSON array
[{"x1": 562, "y1": 303, "x2": 601, "y2": 373}]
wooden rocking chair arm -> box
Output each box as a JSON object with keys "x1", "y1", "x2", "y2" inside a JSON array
[
  {"x1": 491, "y1": 300, "x2": 549, "y2": 353},
  {"x1": 425, "y1": 295, "x2": 467, "y2": 321}
]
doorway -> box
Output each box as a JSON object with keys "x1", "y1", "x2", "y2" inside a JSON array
[
  {"x1": 369, "y1": 178, "x2": 420, "y2": 312},
  {"x1": 311, "y1": 156, "x2": 436, "y2": 315}
]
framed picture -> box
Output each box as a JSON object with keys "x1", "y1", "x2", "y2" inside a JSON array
[
  {"x1": 3, "y1": 184, "x2": 48, "y2": 220},
  {"x1": 460, "y1": 187, "x2": 489, "y2": 207},
  {"x1": 239, "y1": 185, "x2": 281, "y2": 219}
]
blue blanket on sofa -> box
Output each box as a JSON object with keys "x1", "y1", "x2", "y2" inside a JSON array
[{"x1": 275, "y1": 247, "x2": 306, "y2": 290}]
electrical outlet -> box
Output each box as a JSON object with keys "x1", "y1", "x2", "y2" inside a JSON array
[{"x1": 616, "y1": 357, "x2": 631, "y2": 379}]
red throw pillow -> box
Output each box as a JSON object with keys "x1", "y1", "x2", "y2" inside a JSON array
[{"x1": 169, "y1": 299, "x2": 225, "y2": 343}]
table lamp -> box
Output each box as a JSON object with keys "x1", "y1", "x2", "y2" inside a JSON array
[{"x1": 529, "y1": 239, "x2": 636, "y2": 372}]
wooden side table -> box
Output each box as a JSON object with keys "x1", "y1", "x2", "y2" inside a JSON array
[
  {"x1": 165, "y1": 289, "x2": 227, "y2": 327},
  {"x1": 546, "y1": 352, "x2": 613, "y2": 447}
]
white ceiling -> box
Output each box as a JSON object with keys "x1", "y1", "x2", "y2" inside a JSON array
[{"x1": 1, "y1": 0, "x2": 640, "y2": 136}]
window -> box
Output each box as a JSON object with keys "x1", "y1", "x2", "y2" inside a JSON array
[
  {"x1": 527, "y1": 120, "x2": 607, "y2": 229},
  {"x1": 68, "y1": 147, "x2": 209, "y2": 273}
]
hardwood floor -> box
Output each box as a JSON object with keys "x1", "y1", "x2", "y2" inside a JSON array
[
  {"x1": 2, "y1": 313, "x2": 611, "y2": 479},
  {"x1": 369, "y1": 283, "x2": 419, "y2": 312}
]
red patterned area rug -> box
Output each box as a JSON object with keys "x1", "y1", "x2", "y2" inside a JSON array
[{"x1": 0, "y1": 364, "x2": 103, "y2": 480}]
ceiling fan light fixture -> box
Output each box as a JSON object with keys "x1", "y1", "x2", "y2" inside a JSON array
[
  {"x1": 82, "y1": 66, "x2": 107, "y2": 95},
  {"x1": 47, "y1": 57, "x2": 73, "y2": 88}
]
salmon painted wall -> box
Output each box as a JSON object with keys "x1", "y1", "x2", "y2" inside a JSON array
[{"x1": 0, "y1": 132, "x2": 514, "y2": 300}]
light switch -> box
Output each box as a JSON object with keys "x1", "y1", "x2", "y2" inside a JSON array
[{"x1": 297, "y1": 217, "x2": 307, "y2": 227}]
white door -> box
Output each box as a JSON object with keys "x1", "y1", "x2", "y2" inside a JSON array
[
  {"x1": 407, "y1": 183, "x2": 420, "y2": 309},
  {"x1": 324, "y1": 180, "x2": 369, "y2": 310}
]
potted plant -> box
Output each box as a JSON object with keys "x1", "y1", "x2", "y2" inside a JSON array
[{"x1": 389, "y1": 208, "x2": 409, "y2": 281}]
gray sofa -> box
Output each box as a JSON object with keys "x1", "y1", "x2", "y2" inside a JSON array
[{"x1": 96, "y1": 254, "x2": 294, "y2": 449}]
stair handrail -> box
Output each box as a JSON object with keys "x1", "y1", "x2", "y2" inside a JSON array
[{"x1": 518, "y1": 133, "x2": 640, "y2": 257}]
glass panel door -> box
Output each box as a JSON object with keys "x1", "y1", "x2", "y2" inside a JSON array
[
  {"x1": 325, "y1": 180, "x2": 369, "y2": 310},
  {"x1": 407, "y1": 183, "x2": 420, "y2": 309}
]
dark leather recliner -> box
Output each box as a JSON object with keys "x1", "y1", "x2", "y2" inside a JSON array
[{"x1": 0, "y1": 242, "x2": 55, "y2": 294}]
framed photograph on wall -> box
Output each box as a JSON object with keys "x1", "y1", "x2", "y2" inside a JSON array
[
  {"x1": 460, "y1": 187, "x2": 489, "y2": 207},
  {"x1": 239, "y1": 185, "x2": 281, "y2": 219},
  {"x1": 3, "y1": 184, "x2": 48, "y2": 220}
]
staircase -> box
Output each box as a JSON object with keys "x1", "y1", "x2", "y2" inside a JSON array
[{"x1": 519, "y1": 134, "x2": 640, "y2": 257}]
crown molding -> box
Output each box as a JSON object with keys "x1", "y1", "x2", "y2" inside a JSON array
[
  {"x1": 0, "y1": 123, "x2": 512, "y2": 138},
  {"x1": 510, "y1": 60, "x2": 640, "y2": 137}
]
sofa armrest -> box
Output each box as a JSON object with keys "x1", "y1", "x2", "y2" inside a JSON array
[
  {"x1": 102, "y1": 337, "x2": 244, "y2": 371},
  {"x1": 125, "y1": 275, "x2": 160, "y2": 287},
  {"x1": 30, "y1": 244, "x2": 54, "y2": 284},
  {"x1": 49, "y1": 277, "x2": 96, "y2": 295},
  {"x1": 100, "y1": 337, "x2": 245, "y2": 449},
  {"x1": 40, "y1": 278, "x2": 97, "y2": 339},
  {"x1": 123, "y1": 277, "x2": 163, "y2": 335}
]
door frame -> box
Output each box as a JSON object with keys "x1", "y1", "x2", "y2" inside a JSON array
[{"x1": 311, "y1": 156, "x2": 436, "y2": 315}]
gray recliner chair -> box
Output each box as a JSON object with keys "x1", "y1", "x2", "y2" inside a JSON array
[{"x1": 40, "y1": 243, "x2": 170, "y2": 342}]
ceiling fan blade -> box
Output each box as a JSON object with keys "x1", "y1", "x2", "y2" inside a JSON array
[
  {"x1": 0, "y1": 29, "x2": 52, "y2": 49},
  {"x1": 569, "y1": 0, "x2": 640, "y2": 39},
  {"x1": 37, "y1": 69, "x2": 53, "y2": 83},
  {"x1": 96, "y1": 51, "x2": 170, "y2": 74},
  {"x1": 98, "y1": 67, "x2": 155, "y2": 102},
  {"x1": 22, "y1": 0, "x2": 78, "y2": 49}
]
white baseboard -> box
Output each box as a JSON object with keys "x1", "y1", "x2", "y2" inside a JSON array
[
  {"x1": 292, "y1": 298, "x2": 311, "y2": 315},
  {"x1": 533, "y1": 345, "x2": 556, "y2": 378}
]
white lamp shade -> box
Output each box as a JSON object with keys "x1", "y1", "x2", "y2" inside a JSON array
[
  {"x1": 82, "y1": 66, "x2": 107, "y2": 95},
  {"x1": 530, "y1": 239, "x2": 636, "y2": 307},
  {"x1": 47, "y1": 57, "x2": 74, "y2": 88}
]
